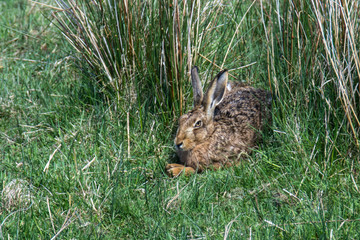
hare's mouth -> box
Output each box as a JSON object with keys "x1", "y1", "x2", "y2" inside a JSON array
[
  {"x1": 176, "y1": 142, "x2": 183, "y2": 149},
  {"x1": 175, "y1": 139, "x2": 195, "y2": 151},
  {"x1": 175, "y1": 143, "x2": 185, "y2": 152},
  {"x1": 175, "y1": 142, "x2": 192, "y2": 152}
]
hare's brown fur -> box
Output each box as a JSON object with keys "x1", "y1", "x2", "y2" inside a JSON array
[{"x1": 167, "y1": 67, "x2": 271, "y2": 177}]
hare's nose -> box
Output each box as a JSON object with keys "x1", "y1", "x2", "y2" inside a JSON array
[{"x1": 176, "y1": 142, "x2": 183, "y2": 149}]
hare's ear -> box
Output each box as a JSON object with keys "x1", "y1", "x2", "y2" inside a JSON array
[
  {"x1": 203, "y1": 70, "x2": 228, "y2": 120},
  {"x1": 191, "y1": 66, "x2": 203, "y2": 107}
]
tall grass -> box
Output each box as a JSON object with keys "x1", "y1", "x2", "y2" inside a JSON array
[
  {"x1": 260, "y1": 0, "x2": 359, "y2": 149},
  {"x1": 53, "y1": 0, "x2": 196, "y2": 115},
  {"x1": 53, "y1": 0, "x2": 260, "y2": 119},
  {"x1": 311, "y1": 0, "x2": 360, "y2": 146},
  {"x1": 53, "y1": 0, "x2": 359, "y2": 148}
]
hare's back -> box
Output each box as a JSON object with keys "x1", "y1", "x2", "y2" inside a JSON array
[{"x1": 214, "y1": 83, "x2": 271, "y2": 129}]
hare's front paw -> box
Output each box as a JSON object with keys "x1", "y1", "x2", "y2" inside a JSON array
[{"x1": 166, "y1": 164, "x2": 195, "y2": 177}]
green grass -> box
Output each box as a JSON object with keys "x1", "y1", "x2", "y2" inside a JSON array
[{"x1": 1, "y1": 0, "x2": 360, "y2": 239}]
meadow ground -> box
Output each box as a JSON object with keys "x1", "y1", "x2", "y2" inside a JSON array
[{"x1": 1, "y1": 0, "x2": 360, "y2": 239}]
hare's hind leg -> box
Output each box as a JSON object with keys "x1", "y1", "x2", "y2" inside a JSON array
[{"x1": 166, "y1": 163, "x2": 195, "y2": 177}]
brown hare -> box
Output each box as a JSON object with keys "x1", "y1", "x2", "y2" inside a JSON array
[{"x1": 166, "y1": 66, "x2": 272, "y2": 177}]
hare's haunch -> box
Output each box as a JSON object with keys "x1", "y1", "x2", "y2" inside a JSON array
[{"x1": 167, "y1": 67, "x2": 272, "y2": 177}]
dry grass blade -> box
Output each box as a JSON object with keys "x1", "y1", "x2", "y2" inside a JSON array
[
  {"x1": 50, "y1": 209, "x2": 79, "y2": 240},
  {"x1": 264, "y1": 219, "x2": 288, "y2": 232},
  {"x1": 44, "y1": 144, "x2": 62, "y2": 173},
  {"x1": 221, "y1": 0, "x2": 257, "y2": 69},
  {"x1": 29, "y1": 0, "x2": 64, "y2": 11}
]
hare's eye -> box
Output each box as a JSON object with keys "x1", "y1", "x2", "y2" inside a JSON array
[{"x1": 194, "y1": 120, "x2": 202, "y2": 128}]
